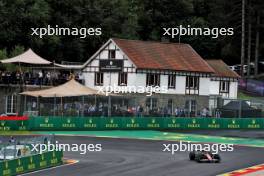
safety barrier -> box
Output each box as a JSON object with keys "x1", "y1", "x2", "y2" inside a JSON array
[
  {"x1": 1, "y1": 117, "x2": 264, "y2": 131},
  {"x1": 0, "y1": 120, "x2": 28, "y2": 131},
  {"x1": 0, "y1": 150, "x2": 63, "y2": 176},
  {"x1": 30, "y1": 117, "x2": 264, "y2": 130}
]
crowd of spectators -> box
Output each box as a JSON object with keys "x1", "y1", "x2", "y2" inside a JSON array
[
  {"x1": 38, "y1": 101, "x2": 217, "y2": 118},
  {"x1": 0, "y1": 70, "x2": 84, "y2": 86}
]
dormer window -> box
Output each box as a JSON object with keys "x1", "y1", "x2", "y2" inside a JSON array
[{"x1": 109, "y1": 50, "x2": 116, "y2": 59}]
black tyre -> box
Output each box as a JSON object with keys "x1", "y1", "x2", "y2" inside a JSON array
[
  {"x1": 189, "y1": 152, "x2": 195, "y2": 160},
  {"x1": 213, "y1": 154, "x2": 221, "y2": 163}
]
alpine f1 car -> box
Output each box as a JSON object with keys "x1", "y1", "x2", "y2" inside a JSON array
[{"x1": 189, "y1": 150, "x2": 221, "y2": 163}]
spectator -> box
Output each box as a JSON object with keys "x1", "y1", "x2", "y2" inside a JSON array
[
  {"x1": 201, "y1": 107, "x2": 209, "y2": 117},
  {"x1": 215, "y1": 109, "x2": 221, "y2": 118},
  {"x1": 137, "y1": 105, "x2": 143, "y2": 117},
  {"x1": 9, "y1": 136, "x2": 15, "y2": 143},
  {"x1": 38, "y1": 70, "x2": 43, "y2": 85},
  {"x1": 46, "y1": 72, "x2": 51, "y2": 85},
  {"x1": 175, "y1": 107, "x2": 180, "y2": 117},
  {"x1": 98, "y1": 103, "x2": 103, "y2": 116}
]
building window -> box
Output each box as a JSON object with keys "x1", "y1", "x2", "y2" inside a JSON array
[
  {"x1": 186, "y1": 76, "x2": 199, "y2": 89},
  {"x1": 146, "y1": 73, "x2": 160, "y2": 86},
  {"x1": 219, "y1": 81, "x2": 230, "y2": 93},
  {"x1": 109, "y1": 50, "x2": 116, "y2": 59},
  {"x1": 95, "y1": 72, "x2": 103, "y2": 86},
  {"x1": 5, "y1": 94, "x2": 17, "y2": 115},
  {"x1": 168, "y1": 75, "x2": 176, "y2": 88},
  {"x1": 118, "y1": 72, "x2": 127, "y2": 86}
]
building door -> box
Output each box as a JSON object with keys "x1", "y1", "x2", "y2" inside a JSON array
[{"x1": 5, "y1": 94, "x2": 17, "y2": 115}]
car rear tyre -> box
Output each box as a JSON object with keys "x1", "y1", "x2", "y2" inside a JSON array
[
  {"x1": 213, "y1": 154, "x2": 221, "y2": 163},
  {"x1": 189, "y1": 152, "x2": 195, "y2": 160}
]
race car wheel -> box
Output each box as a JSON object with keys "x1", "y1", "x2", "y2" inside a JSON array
[
  {"x1": 189, "y1": 152, "x2": 195, "y2": 160},
  {"x1": 213, "y1": 154, "x2": 221, "y2": 163}
]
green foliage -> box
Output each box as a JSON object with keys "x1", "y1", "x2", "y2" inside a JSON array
[
  {"x1": 0, "y1": 0, "x2": 262, "y2": 65},
  {"x1": 0, "y1": 46, "x2": 25, "y2": 71},
  {"x1": 0, "y1": 48, "x2": 7, "y2": 60},
  {"x1": 10, "y1": 45, "x2": 25, "y2": 57}
]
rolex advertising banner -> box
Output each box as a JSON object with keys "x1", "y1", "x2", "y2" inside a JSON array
[
  {"x1": 0, "y1": 151, "x2": 63, "y2": 176},
  {"x1": 0, "y1": 120, "x2": 28, "y2": 131},
  {"x1": 1, "y1": 116, "x2": 264, "y2": 131}
]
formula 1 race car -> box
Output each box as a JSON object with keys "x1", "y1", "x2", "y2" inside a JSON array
[{"x1": 189, "y1": 150, "x2": 221, "y2": 163}]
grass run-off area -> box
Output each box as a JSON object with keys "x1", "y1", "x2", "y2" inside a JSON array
[
  {"x1": 0, "y1": 130, "x2": 264, "y2": 148},
  {"x1": 0, "y1": 131, "x2": 32, "y2": 136},
  {"x1": 34, "y1": 130, "x2": 264, "y2": 148},
  {"x1": 238, "y1": 91, "x2": 263, "y2": 100}
]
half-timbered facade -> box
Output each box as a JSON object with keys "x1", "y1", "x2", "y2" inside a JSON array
[{"x1": 82, "y1": 38, "x2": 240, "y2": 116}]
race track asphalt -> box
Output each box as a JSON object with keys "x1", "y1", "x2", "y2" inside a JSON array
[{"x1": 20, "y1": 136, "x2": 264, "y2": 176}]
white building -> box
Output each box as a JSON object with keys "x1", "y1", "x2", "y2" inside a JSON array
[{"x1": 82, "y1": 38, "x2": 240, "y2": 116}]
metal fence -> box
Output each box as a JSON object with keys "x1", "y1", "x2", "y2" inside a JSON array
[
  {"x1": 20, "y1": 94, "x2": 264, "y2": 118},
  {"x1": 0, "y1": 135, "x2": 55, "y2": 162},
  {"x1": 209, "y1": 97, "x2": 264, "y2": 118}
]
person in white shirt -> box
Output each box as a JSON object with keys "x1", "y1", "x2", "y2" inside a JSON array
[{"x1": 175, "y1": 107, "x2": 180, "y2": 117}]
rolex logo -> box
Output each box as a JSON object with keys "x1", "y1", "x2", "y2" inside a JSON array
[
  {"x1": 131, "y1": 119, "x2": 135, "y2": 124},
  {"x1": 89, "y1": 119, "x2": 93, "y2": 123},
  {"x1": 67, "y1": 119, "x2": 71, "y2": 123},
  {"x1": 212, "y1": 120, "x2": 216, "y2": 124},
  {"x1": 152, "y1": 119, "x2": 156, "y2": 123},
  {"x1": 232, "y1": 120, "x2": 236, "y2": 124},
  {"x1": 53, "y1": 151, "x2": 55, "y2": 158},
  {"x1": 252, "y1": 120, "x2": 256, "y2": 124},
  {"x1": 18, "y1": 159, "x2": 21, "y2": 166},
  {"x1": 1, "y1": 121, "x2": 5, "y2": 126},
  {"x1": 192, "y1": 119, "x2": 196, "y2": 124},
  {"x1": 110, "y1": 61, "x2": 113, "y2": 65},
  {"x1": 45, "y1": 118, "x2": 49, "y2": 123},
  {"x1": 30, "y1": 157, "x2": 33, "y2": 163},
  {"x1": 172, "y1": 119, "x2": 176, "y2": 123},
  {"x1": 41, "y1": 154, "x2": 44, "y2": 160},
  {"x1": 5, "y1": 162, "x2": 8, "y2": 168},
  {"x1": 110, "y1": 119, "x2": 114, "y2": 123}
]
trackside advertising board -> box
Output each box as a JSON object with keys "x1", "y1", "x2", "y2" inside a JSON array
[
  {"x1": 0, "y1": 151, "x2": 63, "y2": 176},
  {"x1": 1, "y1": 117, "x2": 264, "y2": 131}
]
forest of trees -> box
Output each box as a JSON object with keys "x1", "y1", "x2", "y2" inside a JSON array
[{"x1": 0, "y1": 0, "x2": 263, "y2": 76}]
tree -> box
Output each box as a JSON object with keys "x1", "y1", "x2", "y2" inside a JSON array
[
  {"x1": 0, "y1": 48, "x2": 7, "y2": 60},
  {"x1": 9, "y1": 45, "x2": 25, "y2": 58},
  {"x1": 254, "y1": 13, "x2": 260, "y2": 76},
  {"x1": 247, "y1": 0, "x2": 252, "y2": 76},
  {"x1": 0, "y1": 0, "x2": 263, "y2": 71},
  {"x1": 241, "y1": 0, "x2": 246, "y2": 77}
]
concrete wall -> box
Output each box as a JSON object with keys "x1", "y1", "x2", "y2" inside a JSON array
[
  {"x1": 209, "y1": 80, "x2": 238, "y2": 98},
  {"x1": 230, "y1": 81, "x2": 238, "y2": 98}
]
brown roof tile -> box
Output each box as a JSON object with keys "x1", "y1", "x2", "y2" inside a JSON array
[
  {"x1": 205, "y1": 59, "x2": 240, "y2": 78},
  {"x1": 112, "y1": 38, "x2": 214, "y2": 73}
]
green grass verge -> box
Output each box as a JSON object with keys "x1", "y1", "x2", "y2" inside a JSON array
[
  {"x1": 34, "y1": 130, "x2": 264, "y2": 148},
  {"x1": 0, "y1": 131, "x2": 32, "y2": 136},
  {"x1": 238, "y1": 91, "x2": 263, "y2": 100}
]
